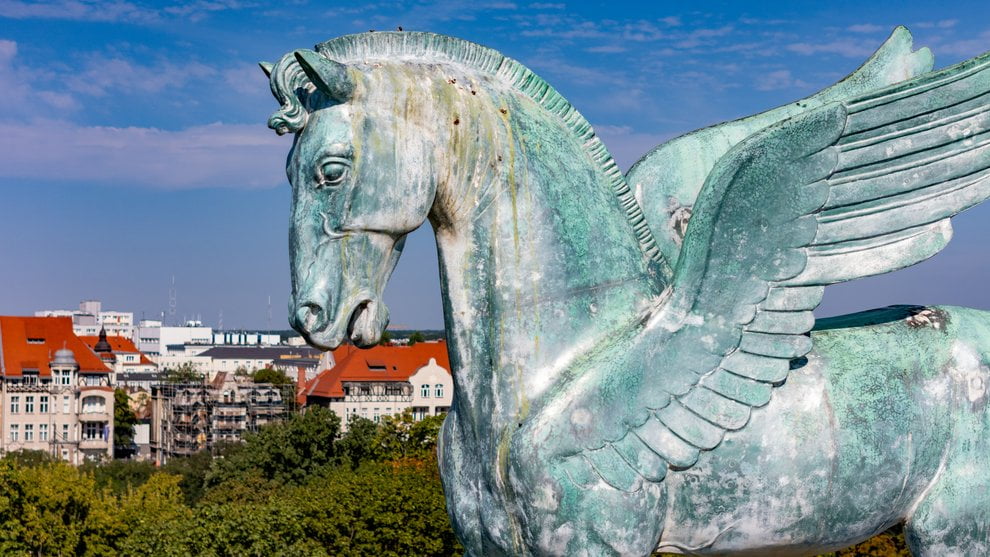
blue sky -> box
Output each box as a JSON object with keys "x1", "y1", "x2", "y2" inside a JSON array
[{"x1": 1, "y1": 0, "x2": 989, "y2": 329}]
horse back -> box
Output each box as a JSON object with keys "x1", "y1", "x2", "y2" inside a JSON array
[{"x1": 660, "y1": 305, "x2": 990, "y2": 554}]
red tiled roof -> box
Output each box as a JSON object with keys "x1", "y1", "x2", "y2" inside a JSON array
[
  {"x1": 304, "y1": 340, "x2": 451, "y2": 401},
  {"x1": 0, "y1": 316, "x2": 111, "y2": 377},
  {"x1": 79, "y1": 335, "x2": 156, "y2": 365}
]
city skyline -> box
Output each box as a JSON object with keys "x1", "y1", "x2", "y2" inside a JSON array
[{"x1": 2, "y1": 1, "x2": 990, "y2": 329}]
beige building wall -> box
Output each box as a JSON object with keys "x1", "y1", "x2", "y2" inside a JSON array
[
  {"x1": 408, "y1": 358, "x2": 453, "y2": 419},
  {"x1": 333, "y1": 357, "x2": 454, "y2": 429},
  {"x1": 0, "y1": 361, "x2": 113, "y2": 464}
]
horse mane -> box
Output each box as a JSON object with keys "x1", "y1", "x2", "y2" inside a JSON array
[{"x1": 268, "y1": 31, "x2": 662, "y2": 266}]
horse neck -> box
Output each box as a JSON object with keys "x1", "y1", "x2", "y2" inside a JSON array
[{"x1": 428, "y1": 90, "x2": 663, "y2": 438}]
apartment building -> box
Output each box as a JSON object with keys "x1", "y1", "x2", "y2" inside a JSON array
[
  {"x1": 0, "y1": 316, "x2": 114, "y2": 463},
  {"x1": 35, "y1": 299, "x2": 134, "y2": 338},
  {"x1": 150, "y1": 372, "x2": 289, "y2": 463},
  {"x1": 79, "y1": 331, "x2": 157, "y2": 376},
  {"x1": 302, "y1": 341, "x2": 452, "y2": 430}
]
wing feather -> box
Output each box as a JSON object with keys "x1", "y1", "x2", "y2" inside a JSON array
[
  {"x1": 611, "y1": 433, "x2": 669, "y2": 482},
  {"x1": 699, "y1": 372, "x2": 773, "y2": 407}
]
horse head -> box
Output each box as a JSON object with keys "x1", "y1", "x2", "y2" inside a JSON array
[{"x1": 263, "y1": 49, "x2": 439, "y2": 349}]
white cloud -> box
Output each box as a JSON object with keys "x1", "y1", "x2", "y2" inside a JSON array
[
  {"x1": 0, "y1": 0, "x2": 252, "y2": 23},
  {"x1": 913, "y1": 19, "x2": 958, "y2": 29},
  {"x1": 932, "y1": 29, "x2": 990, "y2": 58},
  {"x1": 594, "y1": 124, "x2": 676, "y2": 171},
  {"x1": 0, "y1": 39, "x2": 80, "y2": 113},
  {"x1": 0, "y1": 120, "x2": 287, "y2": 189},
  {"x1": 585, "y1": 45, "x2": 626, "y2": 54},
  {"x1": 786, "y1": 39, "x2": 876, "y2": 58},
  {"x1": 0, "y1": 0, "x2": 159, "y2": 23},
  {"x1": 847, "y1": 23, "x2": 885, "y2": 33},
  {"x1": 754, "y1": 69, "x2": 810, "y2": 91},
  {"x1": 65, "y1": 56, "x2": 216, "y2": 97}
]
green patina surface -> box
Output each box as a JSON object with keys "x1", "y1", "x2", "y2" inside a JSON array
[{"x1": 265, "y1": 26, "x2": 990, "y2": 556}]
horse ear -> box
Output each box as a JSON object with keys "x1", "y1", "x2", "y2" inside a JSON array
[
  {"x1": 293, "y1": 49, "x2": 354, "y2": 102},
  {"x1": 259, "y1": 61, "x2": 274, "y2": 78}
]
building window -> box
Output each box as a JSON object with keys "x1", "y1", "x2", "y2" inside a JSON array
[
  {"x1": 435, "y1": 384, "x2": 444, "y2": 398},
  {"x1": 421, "y1": 384, "x2": 430, "y2": 398},
  {"x1": 9, "y1": 425, "x2": 18, "y2": 442},
  {"x1": 373, "y1": 408, "x2": 380, "y2": 423},
  {"x1": 61, "y1": 449, "x2": 69, "y2": 461},
  {"x1": 82, "y1": 396, "x2": 106, "y2": 414},
  {"x1": 62, "y1": 424, "x2": 70, "y2": 441},
  {"x1": 25, "y1": 396, "x2": 34, "y2": 413},
  {"x1": 40, "y1": 396, "x2": 49, "y2": 413},
  {"x1": 83, "y1": 422, "x2": 101, "y2": 440},
  {"x1": 83, "y1": 375, "x2": 101, "y2": 386},
  {"x1": 24, "y1": 424, "x2": 33, "y2": 442},
  {"x1": 39, "y1": 424, "x2": 48, "y2": 441},
  {"x1": 62, "y1": 396, "x2": 70, "y2": 414},
  {"x1": 10, "y1": 396, "x2": 18, "y2": 414}
]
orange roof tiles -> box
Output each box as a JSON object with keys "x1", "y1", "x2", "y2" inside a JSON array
[
  {"x1": 0, "y1": 316, "x2": 111, "y2": 376},
  {"x1": 304, "y1": 340, "x2": 451, "y2": 401},
  {"x1": 79, "y1": 335, "x2": 156, "y2": 365}
]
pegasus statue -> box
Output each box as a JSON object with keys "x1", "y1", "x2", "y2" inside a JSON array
[{"x1": 262, "y1": 26, "x2": 990, "y2": 556}]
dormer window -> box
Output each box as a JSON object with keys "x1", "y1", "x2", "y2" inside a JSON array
[
  {"x1": 366, "y1": 359, "x2": 387, "y2": 371},
  {"x1": 54, "y1": 370, "x2": 72, "y2": 386}
]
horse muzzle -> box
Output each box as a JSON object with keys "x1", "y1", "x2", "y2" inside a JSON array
[{"x1": 291, "y1": 294, "x2": 389, "y2": 350}]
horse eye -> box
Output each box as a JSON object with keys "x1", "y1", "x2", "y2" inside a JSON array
[{"x1": 318, "y1": 161, "x2": 348, "y2": 187}]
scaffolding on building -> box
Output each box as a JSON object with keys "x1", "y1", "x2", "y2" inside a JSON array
[{"x1": 151, "y1": 382, "x2": 289, "y2": 464}]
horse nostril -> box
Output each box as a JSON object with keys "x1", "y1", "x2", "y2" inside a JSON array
[{"x1": 295, "y1": 302, "x2": 324, "y2": 332}]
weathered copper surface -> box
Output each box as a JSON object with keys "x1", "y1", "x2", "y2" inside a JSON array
[{"x1": 265, "y1": 27, "x2": 990, "y2": 556}]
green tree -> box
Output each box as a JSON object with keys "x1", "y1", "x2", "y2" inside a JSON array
[
  {"x1": 408, "y1": 331, "x2": 425, "y2": 345},
  {"x1": 115, "y1": 473, "x2": 195, "y2": 556},
  {"x1": 113, "y1": 388, "x2": 139, "y2": 454},
  {"x1": 162, "y1": 362, "x2": 204, "y2": 384},
  {"x1": 0, "y1": 459, "x2": 120, "y2": 555},
  {"x1": 160, "y1": 450, "x2": 214, "y2": 505},
  {"x1": 287, "y1": 460, "x2": 460, "y2": 556},
  {"x1": 1, "y1": 449, "x2": 56, "y2": 467},
  {"x1": 379, "y1": 330, "x2": 392, "y2": 345},
  {"x1": 205, "y1": 406, "x2": 342, "y2": 487},
  {"x1": 374, "y1": 410, "x2": 445, "y2": 461},
  {"x1": 85, "y1": 459, "x2": 155, "y2": 495},
  {"x1": 252, "y1": 367, "x2": 291, "y2": 385},
  {"x1": 336, "y1": 416, "x2": 379, "y2": 468}
]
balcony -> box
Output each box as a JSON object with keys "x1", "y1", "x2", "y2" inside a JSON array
[
  {"x1": 78, "y1": 412, "x2": 110, "y2": 423},
  {"x1": 6, "y1": 383, "x2": 54, "y2": 393},
  {"x1": 212, "y1": 419, "x2": 245, "y2": 430},
  {"x1": 79, "y1": 437, "x2": 109, "y2": 450}
]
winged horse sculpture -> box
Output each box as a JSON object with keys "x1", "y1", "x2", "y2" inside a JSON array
[{"x1": 263, "y1": 27, "x2": 990, "y2": 556}]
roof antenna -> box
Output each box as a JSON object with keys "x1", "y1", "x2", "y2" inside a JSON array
[{"x1": 168, "y1": 275, "x2": 177, "y2": 326}]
